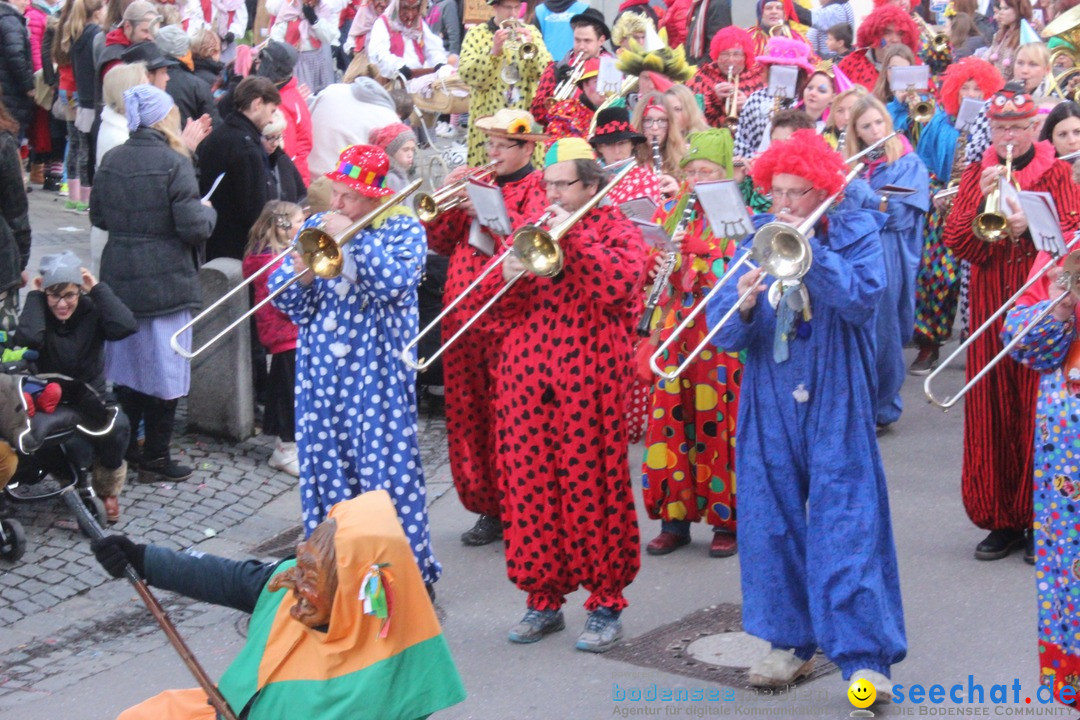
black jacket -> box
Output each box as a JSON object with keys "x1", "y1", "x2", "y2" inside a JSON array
[
  {"x1": 0, "y1": 130, "x2": 29, "y2": 294},
  {"x1": 90, "y1": 127, "x2": 217, "y2": 317},
  {"x1": 71, "y1": 24, "x2": 100, "y2": 110},
  {"x1": 268, "y1": 147, "x2": 306, "y2": 206},
  {"x1": 196, "y1": 111, "x2": 271, "y2": 261},
  {"x1": 0, "y1": 2, "x2": 34, "y2": 131},
  {"x1": 165, "y1": 60, "x2": 221, "y2": 128},
  {"x1": 16, "y1": 283, "x2": 137, "y2": 394},
  {"x1": 193, "y1": 56, "x2": 223, "y2": 90},
  {"x1": 685, "y1": 0, "x2": 731, "y2": 65}
]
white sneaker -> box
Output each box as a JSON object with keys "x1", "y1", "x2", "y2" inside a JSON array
[
  {"x1": 747, "y1": 648, "x2": 815, "y2": 687},
  {"x1": 435, "y1": 121, "x2": 455, "y2": 138},
  {"x1": 269, "y1": 440, "x2": 299, "y2": 477},
  {"x1": 849, "y1": 668, "x2": 893, "y2": 705}
]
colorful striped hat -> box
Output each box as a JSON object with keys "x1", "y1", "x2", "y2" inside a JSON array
[
  {"x1": 325, "y1": 145, "x2": 394, "y2": 199},
  {"x1": 544, "y1": 137, "x2": 597, "y2": 167}
]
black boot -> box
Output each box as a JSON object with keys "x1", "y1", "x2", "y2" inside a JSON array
[
  {"x1": 974, "y1": 529, "x2": 1025, "y2": 561},
  {"x1": 460, "y1": 514, "x2": 502, "y2": 546},
  {"x1": 138, "y1": 398, "x2": 192, "y2": 483}
]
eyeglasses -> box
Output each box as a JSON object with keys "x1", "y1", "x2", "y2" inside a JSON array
[
  {"x1": 642, "y1": 118, "x2": 669, "y2": 128},
  {"x1": 46, "y1": 290, "x2": 80, "y2": 305},
  {"x1": 262, "y1": 134, "x2": 282, "y2": 143},
  {"x1": 542, "y1": 179, "x2": 580, "y2": 191},
  {"x1": 485, "y1": 140, "x2": 525, "y2": 152},
  {"x1": 715, "y1": 50, "x2": 744, "y2": 59},
  {"x1": 989, "y1": 123, "x2": 1033, "y2": 137},
  {"x1": 770, "y1": 186, "x2": 813, "y2": 202},
  {"x1": 684, "y1": 169, "x2": 723, "y2": 180}
]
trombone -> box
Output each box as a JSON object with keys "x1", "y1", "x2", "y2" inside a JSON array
[
  {"x1": 551, "y1": 52, "x2": 585, "y2": 103},
  {"x1": 415, "y1": 160, "x2": 498, "y2": 223},
  {"x1": 924, "y1": 241, "x2": 1080, "y2": 409},
  {"x1": 649, "y1": 133, "x2": 895, "y2": 380},
  {"x1": 973, "y1": 143, "x2": 1015, "y2": 243},
  {"x1": 404, "y1": 161, "x2": 637, "y2": 371},
  {"x1": 170, "y1": 179, "x2": 423, "y2": 359}
]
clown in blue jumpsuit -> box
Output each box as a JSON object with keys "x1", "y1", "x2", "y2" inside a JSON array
[
  {"x1": 268, "y1": 210, "x2": 442, "y2": 586},
  {"x1": 706, "y1": 191, "x2": 907, "y2": 680}
]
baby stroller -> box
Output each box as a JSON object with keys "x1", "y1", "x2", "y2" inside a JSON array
[{"x1": 0, "y1": 373, "x2": 118, "y2": 561}]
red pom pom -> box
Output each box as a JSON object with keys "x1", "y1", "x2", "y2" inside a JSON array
[{"x1": 36, "y1": 383, "x2": 61, "y2": 415}]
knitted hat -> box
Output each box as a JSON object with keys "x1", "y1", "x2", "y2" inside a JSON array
[
  {"x1": 257, "y1": 40, "x2": 298, "y2": 85},
  {"x1": 369, "y1": 123, "x2": 417, "y2": 156},
  {"x1": 987, "y1": 82, "x2": 1037, "y2": 121},
  {"x1": 544, "y1": 137, "x2": 596, "y2": 167},
  {"x1": 570, "y1": 7, "x2": 610, "y2": 41},
  {"x1": 680, "y1": 128, "x2": 734, "y2": 177},
  {"x1": 121, "y1": 41, "x2": 179, "y2": 71},
  {"x1": 155, "y1": 24, "x2": 190, "y2": 58},
  {"x1": 326, "y1": 145, "x2": 394, "y2": 198},
  {"x1": 39, "y1": 251, "x2": 82, "y2": 290},
  {"x1": 123, "y1": 84, "x2": 176, "y2": 131},
  {"x1": 755, "y1": 36, "x2": 816, "y2": 75},
  {"x1": 475, "y1": 109, "x2": 547, "y2": 141},
  {"x1": 589, "y1": 106, "x2": 645, "y2": 146}
]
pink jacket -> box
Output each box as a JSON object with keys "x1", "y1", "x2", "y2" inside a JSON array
[
  {"x1": 277, "y1": 77, "x2": 312, "y2": 185},
  {"x1": 241, "y1": 252, "x2": 298, "y2": 354},
  {"x1": 25, "y1": 4, "x2": 49, "y2": 72}
]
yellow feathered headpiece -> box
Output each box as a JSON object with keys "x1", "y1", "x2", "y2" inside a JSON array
[{"x1": 615, "y1": 32, "x2": 696, "y2": 85}]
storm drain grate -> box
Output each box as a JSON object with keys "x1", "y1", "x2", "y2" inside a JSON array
[
  {"x1": 250, "y1": 524, "x2": 304, "y2": 558},
  {"x1": 605, "y1": 603, "x2": 838, "y2": 691}
]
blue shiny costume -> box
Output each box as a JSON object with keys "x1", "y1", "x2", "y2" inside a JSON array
[
  {"x1": 268, "y1": 212, "x2": 441, "y2": 585},
  {"x1": 706, "y1": 197, "x2": 907, "y2": 679},
  {"x1": 864, "y1": 151, "x2": 930, "y2": 426}
]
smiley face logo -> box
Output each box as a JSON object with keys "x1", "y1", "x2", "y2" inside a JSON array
[{"x1": 848, "y1": 678, "x2": 876, "y2": 708}]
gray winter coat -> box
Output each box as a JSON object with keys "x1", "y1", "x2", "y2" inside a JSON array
[{"x1": 90, "y1": 127, "x2": 217, "y2": 318}]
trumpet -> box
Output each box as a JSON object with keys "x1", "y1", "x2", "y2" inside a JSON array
[
  {"x1": 551, "y1": 52, "x2": 585, "y2": 103},
  {"x1": 171, "y1": 179, "x2": 423, "y2": 359},
  {"x1": 973, "y1": 143, "x2": 1015, "y2": 243},
  {"x1": 501, "y1": 18, "x2": 537, "y2": 60},
  {"x1": 649, "y1": 132, "x2": 896, "y2": 380},
  {"x1": 769, "y1": 23, "x2": 791, "y2": 38},
  {"x1": 638, "y1": 194, "x2": 696, "y2": 336},
  {"x1": 912, "y1": 12, "x2": 950, "y2": 55},
  {"x1": 925, "y1": 241, "x2": 1080, "y2": 409},
  {"x1": 404, "y1": 161, "x2": 637, "y2": 370},
  {"x1": 724, "y1": 65, "x2": 741, "y2": 129},
  {"x1": 906, "y1": 83, "x2": 935, "y2": 123},
  {"x1": 415, "y1": 160, "x2": 499, "y2": 223}
]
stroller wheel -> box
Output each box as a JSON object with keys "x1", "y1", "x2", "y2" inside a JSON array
[
  {"x1": 79, "y1": 496, "x2": 107, "y2": 536},
  {"x1": 0, "y1": 518, "x2": 26, "y2": 561}
]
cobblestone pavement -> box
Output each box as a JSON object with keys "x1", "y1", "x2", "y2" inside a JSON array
[{"x1": 0, "y1": 189, "x2": 453, "y2": 711}]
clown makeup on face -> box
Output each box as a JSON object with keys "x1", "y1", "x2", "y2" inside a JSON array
[
  {"x1": 802, "y1": 72, "x2": 835, "y2": 121},
  {"x1": 881, "y1": 24, "x2": 902, "y2": 46}
]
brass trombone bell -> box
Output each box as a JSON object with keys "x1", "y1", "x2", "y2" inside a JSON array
[
  {"x1": 414, "y1": 160, "x2": 499, "y2": 223},
  {"x1": 170, "y1": 179, "x2": 423, "y2": 360}
]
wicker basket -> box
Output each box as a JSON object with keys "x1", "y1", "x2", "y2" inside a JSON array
[{"x1": 412, "y1": 77, "x2": 470, "y2": 115}]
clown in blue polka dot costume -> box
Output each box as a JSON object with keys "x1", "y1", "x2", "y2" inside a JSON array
[{"x1": 268, "y1": 145, "x2": 441, "y2": 586}]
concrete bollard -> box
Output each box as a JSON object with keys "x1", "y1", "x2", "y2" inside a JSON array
[{"x1": 187, "y1": 258, "x2": 255, "y2": 441}]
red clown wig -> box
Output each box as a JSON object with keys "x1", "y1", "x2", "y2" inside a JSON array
[
  {"x1": 857, "y1": 4, "x2": 920, "y2": 55},
  {"x1": 752, "y1": 129, "x2": 848, "y2": 197},
  {"x1": 938, "y1": 56, "x2": 1004, "y2": 117},
  {"x1": 709, "y1": 26, "x2": 757, "y2": 68}
]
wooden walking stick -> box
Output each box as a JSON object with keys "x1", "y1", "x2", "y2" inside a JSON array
[{"x1": 62, "y1": 486, "x2": 239, "y2": 720}]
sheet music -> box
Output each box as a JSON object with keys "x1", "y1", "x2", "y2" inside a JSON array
[
  {"x1": 619, "y1": 196, "x2": 659, "y2": 222},
  {"x1": 767, "y1": 65, "x2": 798, "y2": 99},
  {"x1": 695, "y1": 180, "x2": 755, "y2": 239},
  {"x1": 1018, "y1": 190, "x2": 1067, "y2": 256},
  {"x1": 466, "y1": 178, "x2": 512, "y2": 236},
  {"x1": 956, "y1": 97, "x2": 983, "y2": 132},
  {"x1": 888, "y1": 65, "x2": 929, "y2": 92},
  {"x1": 598, "y1": 56, "x2": 623, "y2": 95},
  {"x1": 631, "y1": 219, "x2": 675, "y2": 252}
]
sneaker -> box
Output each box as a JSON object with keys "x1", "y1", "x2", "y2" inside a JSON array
[
  {"x1": 58, "y1": 181, "x2": 69, "y2": 197},
  {"x1": 576, "y1": 608, "x2": 624, "y2": 653},
  {"x1": 65, "y1": 200, "x2": 88, "y2": 213},
  {"x1": 138, "y1": 456, "x2": 194, "y2": 483},
  {"x1": 460, "y1": 514, "x2": 502, "y2": 546},
  {"x1": 849, "y1": 668, "x2": 893, "y2": 705},
  {"x1": 908, "y1": 344, "x2": 939, "y2": 376},
  {"x1": 508, "y1": 608, "x2": 565, "y2": 644},
  {"x1": 435, "y1": 120, "x2": 455, "y2": 138},
  {"x1": 748, "y1": 648, "x2": 815, "y2": 687},
  {"x1": 42, "y1": 175, "x2": 62, "y2": 192},
  {"x1": 269, "y1": 440, "x2": 299, "y2": 477}
]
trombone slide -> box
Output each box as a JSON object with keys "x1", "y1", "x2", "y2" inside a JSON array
[{"x1": 924, "y1": 239, "x2": 1080, "y2": 409}]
